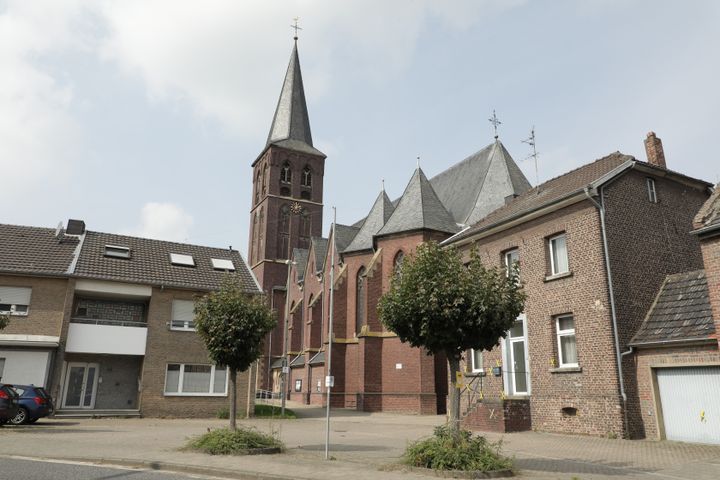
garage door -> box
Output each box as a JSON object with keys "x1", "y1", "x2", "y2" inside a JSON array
[
  {"x1": 0, "y1": 350, "x2": 51, "y2": 387},
  {"x1": 656, "y1": 367, "x2": 720, "y2": 444}
]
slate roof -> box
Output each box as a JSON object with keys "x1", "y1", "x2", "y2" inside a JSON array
[
  {"x1": 430, "y1": 141, "x2": 531, "y2": 225},
  {"x1": 311, "y1": 237, "x2": 328, "y2": 274},
  {"x1": 290, "y1": 354, "x2": 305, "y2": 367},
  {"x1": 693, "y1": 183, "x2": 720, "y2": 235},
  {"x1": 265, "y1": 42, "x2": 324, "y2": 158},
  {"x1": 0, "y1": 224, "x2": 79, "y2": 276},
  {"x1": 630, "y1": 270, "x2": 716, "y2": 346},
  {"x1": 291, "y1": 248, "x2": 309, "y2": 281},
  {"x1": 74, "y1": 231, "x2": 260, "y2": 293},
  {"x1": 334, "y1": 224, "x2": 360, "y2": 253},
  {"x1": 377, "y1": 167, "x2": 460, "y2": 237},
  {"x1": 344, "y1": 190, "x2": 395, "y2": 253},
  {"x1": 446, "y1": 153, "x2": 634, "y2": 244}
]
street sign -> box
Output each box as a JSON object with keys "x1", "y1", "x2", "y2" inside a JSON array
[{"x1": 325, "y1": 375, "x2": 334, "y2": 387}]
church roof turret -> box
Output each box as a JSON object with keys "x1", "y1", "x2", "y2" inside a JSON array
[
  {"x1": 266, "y1": 42, "x2": 324, "y2": 157},
  {"x1": 377, "y1": 167, "x2": 460, "y2": 238},
  {"x1": 344, "y1": 190, "x2": 395, "y2": 253}
]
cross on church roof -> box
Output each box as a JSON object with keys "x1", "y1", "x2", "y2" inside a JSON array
[
  {"x1": 489, "y1": 110, "x2": 502, "y2": 139},
  {"x1": 291, "y1": 17, "x2": 302, "y2": 41}
]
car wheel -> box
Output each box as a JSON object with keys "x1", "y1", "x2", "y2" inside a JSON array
[{"x1": 10, "y1": 407, "x2": 29, "y2": 425}]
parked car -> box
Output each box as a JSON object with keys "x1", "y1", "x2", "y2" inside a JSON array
[
  {"x1": 8, "y1": 385, "x2": 54, "y2": 425},
  {"x1": 0, "y1": 384, "x2": 20, "y2": 426}
]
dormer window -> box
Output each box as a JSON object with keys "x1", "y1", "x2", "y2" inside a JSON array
[
  {"x1": 281, "y1": 162, "x2": 292, "y2": 183},
  {"x1": 170, "y1": 253, "x2": 195, "y2": 267},
  {"x1": 105, "y1": 245, "x2": 131, "y2": 259},
  {"x1": 302, "y1": 167, "x2": 312, "y2": 187}
]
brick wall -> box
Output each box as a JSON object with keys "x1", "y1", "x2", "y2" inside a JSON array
[
  {"x1": 700, "y1": 235, "x2": 720, "y2": 345},
  {"x1": 140, "y1": 287, "x2": 251, "y2": 417},
  {"x1": 463, "y1": 398, "x2": 531, "y2": 433},
  {"x1": 0, "y1": 274, "x2": 70, "y2": 337},
  {"x1": 603, "y1": 170, "x2": 709, "y2": 437},
  {"x1": 633, "y1": 344, "x2": 720, "y2": 440},
  {"x1": 457, "y1": 200, "x2": 624, "y2": 436}
]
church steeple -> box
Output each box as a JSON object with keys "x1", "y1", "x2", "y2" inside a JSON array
[{"x1": 266, "y1": 42, "x2": 323, "y2": 157}]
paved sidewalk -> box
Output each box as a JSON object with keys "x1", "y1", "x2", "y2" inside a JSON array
[{"x1": 0, "y1": 403, "x2": 719, "y2": 479}]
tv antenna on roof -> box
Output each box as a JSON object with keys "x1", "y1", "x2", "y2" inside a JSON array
[
  {"x1": 55, "y1": 221, "x2": 64, "y2": 239},
  {"x1": 522, "y1": 126, "x2": 540, "y2": 188}
]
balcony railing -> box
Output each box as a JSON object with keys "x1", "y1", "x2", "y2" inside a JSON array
[{"x1": 71, "y1": 317, "x2": 146, "y2": 328}]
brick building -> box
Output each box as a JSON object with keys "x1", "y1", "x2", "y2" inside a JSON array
[
  {"x1": 626, "y1": 185, "x2": 720, "y2": 444},
  {"x1": 0, "y1": 219, "x2": 260, "y2": 419},
  {"x1": 444, "y1": 133, "x2": 712, "y2": 438}
]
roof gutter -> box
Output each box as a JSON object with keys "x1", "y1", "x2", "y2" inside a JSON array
[{"x1": 583, "y1": 185, "x2": 630, "y2": 438}]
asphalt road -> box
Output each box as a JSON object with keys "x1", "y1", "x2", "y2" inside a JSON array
[{"x1": 0, "y1": 457, "x2": 223, "y2": 480}]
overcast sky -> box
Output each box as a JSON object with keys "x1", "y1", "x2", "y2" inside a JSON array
[{"x1": 2, "y1": 0, "x2": 719, "y2": 256}]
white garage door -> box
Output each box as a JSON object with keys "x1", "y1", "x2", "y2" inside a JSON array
[
  {"x1": 656, "y1": 367, "x2": 720, "y2": 445},
  {"x1": 0, "y1": 350, "x2": 51, "y2": 387}
]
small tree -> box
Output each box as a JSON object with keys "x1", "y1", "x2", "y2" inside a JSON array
[
  {"x1": 0, "y1": 313, "x2": 8, "y2": 331},
  {"x1": 194, "y1": 278, "x2": 276, "y2": 430},
  {"x1": 379, "y1": 242, "x2": 525, "y2": 435}
]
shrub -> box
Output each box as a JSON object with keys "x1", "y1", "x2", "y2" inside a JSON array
[
  {"x1": 187, "y1": 427, "x2": 284, "y2": 455},
  {"x1": 254, "y1": 404, "x2": 296, "y2": 419},
  {"x1": 404, "y1": 425, "x2": 512, "y2": 472}
]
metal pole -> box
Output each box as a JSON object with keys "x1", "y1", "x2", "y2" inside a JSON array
[
  {"x1": 281, "y1": 261, "x2": 292, "y2": 416},
  {"x1": 324, "y1": 207, "x2": 336, "y2": 460}
]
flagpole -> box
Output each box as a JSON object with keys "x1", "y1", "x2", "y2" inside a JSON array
[{"x1": 324, "y1": 207, "x2": 336, "y2": 460}]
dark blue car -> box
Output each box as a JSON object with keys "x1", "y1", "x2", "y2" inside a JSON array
[{"x1": 9, "y1": 385, "x2": 54, "y2": 425}]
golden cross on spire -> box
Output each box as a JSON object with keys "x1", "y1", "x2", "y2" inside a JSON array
[{"x1": 291, "y1": 17, "x2": 302, "y2": 41}]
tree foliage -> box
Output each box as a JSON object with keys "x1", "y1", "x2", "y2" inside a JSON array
[
  {"x1": 194, "y1": 278, "x2": 276, "y2": 429},
  {"x1": 378, "y1": 241, "x2": 525, "y2": 433},
  {"x1": 0, "y1": 314, "x2": 8, "y2": 331}
]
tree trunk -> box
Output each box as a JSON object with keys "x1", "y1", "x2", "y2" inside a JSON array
[
  {"x1": 447, "y1": 355, "x2": 461, "y2": 437},
  {"x1": 229, "y1": 367, "x2": 237, "y2": 431}
]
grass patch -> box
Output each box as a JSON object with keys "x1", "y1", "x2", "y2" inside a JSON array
[
  {"x1": 404, "y1": 425, "x2": 513, "y2": 472},
  {"x1": 215, "y1": 404, "x2": 297, "y2": 419},
  {"x1": 186, "y1": 427, "x2": 284, "y2": 455},
  {"x1": 254, "y1": 404, "x2": 296, "y2": 419}
]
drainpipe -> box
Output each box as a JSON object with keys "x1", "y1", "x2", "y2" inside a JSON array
[{"x1": 584, "y1": 186, "x2": 629, "y2": 437}]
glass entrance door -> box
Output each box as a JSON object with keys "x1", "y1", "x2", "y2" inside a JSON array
[
  {"x1": 507, "y1": 315, "x2": 529, "y2": 395},
  {"x1": 63, "y1": 363, "x2": 99, "y2": 409}
]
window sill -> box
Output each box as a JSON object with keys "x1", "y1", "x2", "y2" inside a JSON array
[
  {"x1": 549, "y1": 366, "x2": 582, "y2": 374},
  {"x1": 170, "y1": 329, "x2": 197, "y2": 332},
  {"x1": 544, "y1": 271, "x2": 573, "y2": 283},
  {"x1": 163, "y1": 393, "x2": 227, "y2": 397}
]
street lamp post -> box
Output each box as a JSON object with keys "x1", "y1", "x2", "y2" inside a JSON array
[{"x1": 281, "y1": 258, "x2": 295, "y2": 417}]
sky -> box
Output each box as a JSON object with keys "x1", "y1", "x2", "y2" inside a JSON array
[{"x1": 2, "y1": 0, "x2": 719, "y2": 257}]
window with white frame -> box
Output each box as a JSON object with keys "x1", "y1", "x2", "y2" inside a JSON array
[
  {"x1": 555, "y1": 315, "x2": 578, "y2": 367},
  {"x1": 164, "y1": 363, "x2": 227, "y2": 396},
  {"x1": 504, "y1": 249, "x2": 519, "y2": 277},
  {"x1": 171, "y1": 300, "x2": 196, "y2": 331},
  {"x1": 548, "y1": 233, "x2": 569, "y2": 276},
  {"x1": 0, "y1": 286, "x2": 31, "y2": 316},
  {"x1": 470, "y1": 349, "x2": 483, "y2": 373},
  {"x1": 646, "y1": 178, "x2": 657, "y2": 203}
]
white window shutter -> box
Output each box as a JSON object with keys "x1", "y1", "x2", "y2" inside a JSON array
[
  {"x1": 172, "y1": 300, "x2": 195, "y2": 322},
  {"x1": 0, "y1": 287, "x2": 32, "y2": 305}
]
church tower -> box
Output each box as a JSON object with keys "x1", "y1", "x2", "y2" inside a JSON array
[{"x1": 249, "y1": 39, "x2": 325, "y2": 389}]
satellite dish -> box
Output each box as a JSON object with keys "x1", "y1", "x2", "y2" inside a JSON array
[{"x1": 55, "y1": 221, "x2": 64, "y2": 238}]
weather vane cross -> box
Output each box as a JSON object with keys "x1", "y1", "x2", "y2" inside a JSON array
[
  {"x1": 291, "y1": 17, "x2": 302, "y2": 40},
  {"x1": 489, "y1": 110, "x2": 502, "y2": 139}
]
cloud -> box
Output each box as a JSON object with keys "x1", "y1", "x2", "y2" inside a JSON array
[
  {"x1": 95, "y1": 0, "x2": 522, "y2": 136},
  {"x1": 0, "y1": 0, "x2": 88, "y2": 203},
  {"x1": 126, "y1": 202, "x2": 194, "y2": 243}
]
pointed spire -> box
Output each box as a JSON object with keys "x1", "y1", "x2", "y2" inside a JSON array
[
  {"x1": 344, "y1": 189, "x2": 395, "y2": 253},
  {"x1": 266, "y1": 41, "x2": 323, "y2": 156},
  {"x1": 377, "y1": 168, "x2": 459, "y2": 237}
]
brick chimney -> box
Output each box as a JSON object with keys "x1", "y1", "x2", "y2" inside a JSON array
[{"x1": 644, "y1": 131, "x2": 666, "y2": 169}]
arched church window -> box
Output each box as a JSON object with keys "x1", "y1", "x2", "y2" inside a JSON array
[
  {"x1": 394, "y1": 250, "x2": 404, "y2": 276},
  {"x1": 302, "y1": 166, "x2": 312, "y2": 187},
  {"x1": 356, "y1": 266, "x2": 366, "y2": 334},
  {"x1": 281, "y1": 162, "x2": 292, "y2": 183},
  {"x1": 255, "y1": 171, "x2": 261, "y2": 204},
  {"x1": 261, "y1": 164, "x2": 268, "y2": 195},
  {"x1": 278, "y1": 205, "x2": 290, "y2": 259},
  {"x1": 299, "y1": 210, "x2": 310, "y2": 249},
  {"x1": 258, "y1": 208, "x2": 264, "y2": 260},
  {"x1": 252, "y1": 212, "x2": 258, "y2": 263}
]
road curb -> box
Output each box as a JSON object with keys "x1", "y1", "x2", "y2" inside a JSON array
[{"x1": 1, "y1": 454, "x2": 300, "y2": 480}]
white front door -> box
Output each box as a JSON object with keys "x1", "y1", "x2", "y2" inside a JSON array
[
  {"x1": 62, "y1": 362, "x2": 99, "y2": 409},
  {"x1": 504, "y1": 314, "x2": 529, "y2": 396}
]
